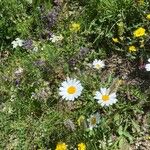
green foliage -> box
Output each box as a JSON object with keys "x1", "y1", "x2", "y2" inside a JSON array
[
  {"x1": 0, "y1": 0, "x2": 44, "y2": 49},
  {"x1": 74, "y1": 0, "x2": 150, "y2": 58},
  {"x1": 0, "y1": 0, "x2": 150, "y2": 149}
]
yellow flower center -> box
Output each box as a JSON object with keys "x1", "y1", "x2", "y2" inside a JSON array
[
  {"x1": 91, "y1": 117, "x2": 96, "y2": 125},
  {"x1": 95, "y1": 64, "x2": 101, "y2": 69},
  {"x1": 102, "y1": 95, "x2": 109, "y2": 101},
  {"x1": 67, "y1": 86, "x2": 76, "y2": 94}
]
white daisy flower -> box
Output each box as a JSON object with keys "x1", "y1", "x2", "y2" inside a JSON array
[
  {"x1": 145, "y1": 58, "x2": 150, "y2": 71},
  {"x1": 94, "y1": 88, "x2": 117, "y2": 107},
  {"x1": 93, "y1": 59, "x2": 105, "y2": 69},
  {"x1": 59, "y1": 78, "x2": 83, "y2": 101},
  {"x1": 88, "y1": 112, "x2": 100, "y2": 130}
]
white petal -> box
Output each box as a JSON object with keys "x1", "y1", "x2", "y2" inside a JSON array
[
  {"x1": 100, "y1": 88, "x2": 107, "y2": 95},
  {"x1": 105, "y1": 102, "x2": 111, "y2": 106},
  {"x1": 59, "y1": 91, "x2": 66, "y2": 96},
  {"x1": 59, "y1": 86, "x2": 65, "y2": 91},
  {"x1": 100, "y1": 102, "x2": 105, "y2": 107},
  {"x1": 89, "y1": 126, "x2": 94, "y2": 130},
  {"x1": 110, "y1": 98, "x2": 117, "y2": 105},
  {"x1": 68, "y1": 95, "x2": 75, "y2": 101},
  {"x1": 109, "y1": 92, "x2": 116, "y2": 99},
  {"x1": 61, "y1": 81, "x2": 68, "y2": 87},
  {"x1": 94, "y1": 92, "x2": 101, "y2": 100},
  {"x1": 97, "y1": 99, "x2": 102, "y2": 104},
  {"x1": 93, "y1": 59, "x2": 98, "y2": 64}
]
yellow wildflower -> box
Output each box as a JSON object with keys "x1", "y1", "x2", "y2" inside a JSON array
[
  {"x1": 70, "y1": 23, "x2": 80, "y2": 32},
  {"x1": 133, "y1": 27, "x2": 145, "y2": 37},
  {"x1": 78, "y1": 143, "x2": 86, "y2": 150},
  {"x1": 55, "y1": 142, "x2": 67, "y2": 150},
  {"x1": 146, "y1": 14, "x2": 150, "y2": 20},
  {"x1": 112, "y1": 38, "x2": 119, "y2": 43},
  {"x1": 128, "y1": 46, "x2": 137, "y2": 52}
]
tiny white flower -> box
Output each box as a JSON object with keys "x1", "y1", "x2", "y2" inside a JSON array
[
  {"x1": 93, "y1": 59, "x2": 105, "y2": 69},
  {"x1": 148, "y1": 58, "x2": 150, "y2": 62},
  {"x1": 14, "y1": 67, "x2": 24, "y2": 76},
  {"x1": 94, "y1": 88, "x2": 117, "y2": 107},
  {"x1": 59, "y1": 77, "x2": 83, "y2": 101},
  {"x1": 50, "y1": 35, "x2": 57, "y2": 43},
  {"x1": 16, "y1": 38, "x2": 23, "y2": 47},
  {"x1": 50, "y1": 34, "x2": 63, "y2": 43},
  {"x1": 33, "y1": 47, "x2": 38, "y2": 52},
  {"x1": 88, "y1": 112, "x2": 100, "y2": 130},
  {"x1": 11, "y1": 38, "x2": 23, "y2": 48},
  {"x1": 11, "y1": 41, "x2": 18, "y2": 48}
]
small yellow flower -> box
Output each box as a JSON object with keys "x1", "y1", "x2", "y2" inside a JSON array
[
  {"x1": 128, "y1": 46, "x2": 137, "y2": 52},
  {"x1": 55, "y1": 142, "x2": 67, "y2": 150},
  {"x1": 133, "y1": 27, "x2": 145, "y2": 37},
  {"x1": 112, "y1": 38, "x2": 119, "y2": 43},
  {"x1": 70, "y1": 23, "x2": 80, "y2": 32},
  {"x1": 146, "y1": 14, "x2": 150, "y2": 20},
  {"x1": 78, "y1": 143, "x2": 86, "y2": 150}
]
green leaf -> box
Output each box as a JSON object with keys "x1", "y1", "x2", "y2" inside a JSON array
[
  {"x1": 123, "y1": 131, "x2": 133, "y2": 143},
  {"x1": 119, "y1": 137, "x2": 130, "y2": 150},
  {"x1": 131, "y1": 120, "x2": 140, "y2": 132},
  {"x1": 118, "y1": 126, "x2": 123, "y2": 136}
]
